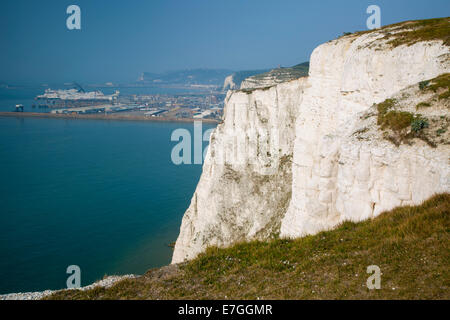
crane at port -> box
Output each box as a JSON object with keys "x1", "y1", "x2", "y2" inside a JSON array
[{"x1": 72, "y1": 82, "x2": 85, "y2": 93}]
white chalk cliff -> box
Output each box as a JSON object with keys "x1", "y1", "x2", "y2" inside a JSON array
[
  {"x1": 223, "y1": 75, "x2": 238, "y2": 91},
  {"x1": 172, "y1": 20, "x2": 450, "y2": 263}
]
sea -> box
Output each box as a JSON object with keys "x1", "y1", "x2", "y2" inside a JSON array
[{"x1": 0, "y1": 85, "x2": 216, "y2": 294}]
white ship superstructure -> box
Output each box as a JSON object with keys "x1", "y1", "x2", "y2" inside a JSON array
[{"x1": 36, "y1": 88, "x2": 119, "y2": 101}]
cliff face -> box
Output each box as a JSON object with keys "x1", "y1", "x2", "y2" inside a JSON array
[
  {"x1": 281, "y1": 27, "x2": 450, "y2": 237},
  {"x1": 222, "y1": 75, "x2": 238, "y2": 91},
  {"x1": 172, "y1": 79, "x2": 304, "y2": 262},
  {"x1": 172, "y1": 19, "x2": 450, "y2": 263}
]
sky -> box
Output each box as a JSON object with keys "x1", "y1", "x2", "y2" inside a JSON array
[{"x1": 0, "y1": 0, "x2": 449, "y2": 84}]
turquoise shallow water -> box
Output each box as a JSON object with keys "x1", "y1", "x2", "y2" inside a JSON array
[{"x1": 0, "y1": 116, "x2": 215, "y2": 294}]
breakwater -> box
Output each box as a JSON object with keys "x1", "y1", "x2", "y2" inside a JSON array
[{"x1": 0, "y1": 112, "x2": 220, "y2": 124}]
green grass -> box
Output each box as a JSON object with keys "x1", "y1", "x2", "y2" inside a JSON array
[
  {"x1": 375, "y1": 96, "x2": 438, "y2": 146},
  {"x1": 388, "y1": 18, "x2": 450, "y2": 46},
  {"x1": 352, "y1": 17, "x2": 450, "y2": 48},
  {"x1": 380, "y1": 111, "x2": 414, "y2": 131},
  {"x1": 424, "y1": 73, "x2": 450, "y2": 100},
  {"x1": 383, "y1": 17, "x2": 450, "y2": 47},
  {"x1": 376, "y1": 73, "x2": 450, "y2": 146},
  {"x1": 411, "y1": 116, "x2": 429, "y2": 133},
  {"x1": 238, "y1": 62, "x2": 309, "y2": 93},
  {"x1": 436, "y1": 128, "x2": 447, "y2": 136},
  {"x1": 376, "y1": 98, "x2": 415, "y2": 132},
  {"x1": 376, "y1": 98, "x2": 397, "y2": 122},
  {"x1": 420, "y1": 80, "x2": 431, "y2": 91},
  {"x1": 47, "y1": 193, "x2": 450, "y2": 300},
  {"x1": 416, "y1": 102, "x2": 431, "y2": 109}
]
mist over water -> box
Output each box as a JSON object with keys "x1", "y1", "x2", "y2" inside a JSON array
[{"x1": 0, "y1": 116, "x2": 215, "y2": 293}]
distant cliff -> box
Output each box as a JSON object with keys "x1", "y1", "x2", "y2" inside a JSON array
[
  {"x1": 173, "y1": 18, "x2": 450, "y2": 263},
  {"x1": 138, "y1": 68, "x2": 232, "y2": 86},
  {"x1": 222, "y1": 69, "x2": 270, "y2": 91},
  {"x1": 222, "y1": 63, "x2": 309, "y2": 91},
  {"x1": 240, "y1": 62, "x2": 309, "y2": 90}
]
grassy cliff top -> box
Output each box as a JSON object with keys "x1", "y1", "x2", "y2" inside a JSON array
[
  {"x1": 342, "y1": 17, "x2": 450, "y2": 48},
  {"x1": 382, "y1": 17, "x2": 450, "y2": 47},
  {"x1": 227, "y1": 69, "x2": 271, "y2": 86},
  {"x1": 242, "y1": 62, "x2": 309, "y2": 83},
  {"x1": 47, "y1": 193, "x2": 449, "y2": 300},
  {"x1": 247, "y1": 62, "x2": 309, "y2": 81}
]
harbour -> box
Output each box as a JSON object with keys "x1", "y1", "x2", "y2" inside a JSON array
[
  {"x1": 0, "y1": 111, "x2": 220, "y2": 123},
  {"x1": 3, "y1": 84, "x2": 225, "y2": 122}
]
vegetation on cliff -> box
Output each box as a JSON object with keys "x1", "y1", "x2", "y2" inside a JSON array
[
  {"x1": 383, "y1": 17, "x2": 450, "y2": 47},
  {"x1": 419, "y1": 73, "x2": 450, "y2": 100},
  {"x1": 246, "y1": 62, "x2": 309, "y2": 82},
  {"x1": 224, "y1": 69, "x2": 271, "y2": 89},
  {"x1": 47, "y1": 193, "x2": 449, "y2": 300},
  {"x1": 375, "y1": 74, "x2": 449, "y2": 147},
  {"x1": 341, "y1": 17, "x2": 449, "y2": 49},
  {"x1": 239, "y1": 62, "x2": 309, "y2": 92}
]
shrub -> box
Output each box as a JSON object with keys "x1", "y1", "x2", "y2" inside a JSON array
[
  {"x1": 436, "y1": 128, "x2": 446, "y2": 136},
  {"x1": 411, "y1": 116, "x2": 429, "y2": 133},
  {"x1": 419, "y1": 80, "x2": 430, "y2": 90}
]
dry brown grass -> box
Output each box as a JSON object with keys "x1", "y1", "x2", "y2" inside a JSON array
[
  {"x1": 385, "y1": 18, "x2": 450, "y2": 47},
  {"x1": 350, "y1": 17, "x2": 450, "y2": 48}
]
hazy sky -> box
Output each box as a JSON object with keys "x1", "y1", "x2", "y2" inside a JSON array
[{"x1": 1, "y1": 0, "x2": 449, "y2": 83}]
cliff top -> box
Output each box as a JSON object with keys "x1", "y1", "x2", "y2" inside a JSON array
[
  {"x1": 245, "y1": 62, "x2": 309, "y2": 82},
  {"x1": 340, "y1": 17, "x2": 450, "y2": 48},
  {"x1": 238, "y1": 62, "x2": 309, "y2": 92}
]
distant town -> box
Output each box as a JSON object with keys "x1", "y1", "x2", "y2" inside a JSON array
[
  {"x1": 5, "y1": 66, "x2": 308, "y2": 122},
  {"x1": 0, "y1": 81, "x2": 224, "y2": 123},
  {"x1": 28, "y1": 85, "x2": 225, "y2": 122}
]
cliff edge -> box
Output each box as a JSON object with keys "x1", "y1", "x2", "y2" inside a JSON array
[{"x1": 173, "y1": 18, "x2": 450, "y2": 263}]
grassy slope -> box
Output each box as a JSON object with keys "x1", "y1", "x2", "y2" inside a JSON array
[
  {"x1": 348, "y1": 17, "x2": 450, "y2": 47},
  {"x1": 384, "y1": 17, "x2": 450, "y2": 47},
  {"x1": 48, "y1": 193, "x2": 449, "y2": 300},
  {"x1": 244, "y1": 62, "x2": 309, "y2": 82},
  {"x1": 229, "y1": 69, "x2": 271, "y2": 87}
]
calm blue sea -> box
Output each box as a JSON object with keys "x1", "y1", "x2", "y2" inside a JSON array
[{"x1": 0, "y1": 115, "x2": 215, "y2": 294}]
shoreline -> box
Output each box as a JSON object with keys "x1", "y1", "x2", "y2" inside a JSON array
[
  {"x1": 0, "y1": 274, "x2": 137, "y2": 300},
  {"x1": 0, "y1": 112, "x2": 220, "y2": 124}
]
